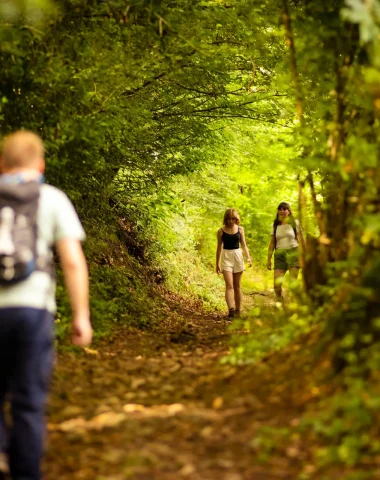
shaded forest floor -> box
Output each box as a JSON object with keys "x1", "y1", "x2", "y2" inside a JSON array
[{"x1": 44, "y1": 293, "x2": 346, "y2": 480}]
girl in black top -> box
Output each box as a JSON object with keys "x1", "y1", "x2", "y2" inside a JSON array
[{"x1": 216, "y1": 208, "x2": 252, "y2": 318}]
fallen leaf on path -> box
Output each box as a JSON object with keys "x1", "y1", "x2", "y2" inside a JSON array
[
  {"x1": 200, "y1": 425, "x2": 213, "y2": 438},
  {"x1": 87, "y1": 412, "x2": 126, "y2": 430},
  {"x1": 49, "y1": 412, "x2": 126, "y2": 433},
  {"x1": 144, "y1": 442, "x2": 174, "y2": 456},
  {"x1": 222, "y1": 368, "x2": 237, "y2": 379},
  {"x1": 179, "y1": 463, "x2": 196, "y2": 476},
  {"x1": 59, "y1": 405, "x2": 83, "y2": 419},
  {"x1": 203, "y1": 352, "x2": 222, "y2": 359},
  {"x1": 168, "y1": 362, "x2": 182, "y2": 373},
  {"x1": 101, "y1": 448, "x2": 125, "y2": 464},
  {"x1": 303, "y1": 464, "x2": 317, "y2": 475},
  {"x1": 286, "y1": 446, "x2": 301, "y2": 458},
  {"x1": 124, "y1": 392, "x2": 137, "y2": 401},
  {"x1": 76, "y1": 468, "x2": 96, "y2": 479},
  {"x1": 212, "y1": 396, "x2": 224, "y2": 409},
  {"x1": 123, "y1": 404, "x2": 146, "y2": 413},
  {"x1": 83, "y1": 348, "x2": 99, "y2": 355},
  {"x1": 161, "y1": 384, "x2": 176, "y2": 392},
  {"x1": 225, "y1": 474, "x2": 243, "y2": 480},
  {"x1": 107, "y1": 396, "x2": 121, "y2": 406},
  {"x1": 216, "y1": 458, "x2": 234, "y2": 469},
  {"x1": 95, "y1": 403, "x2": 114, "y2": 414},
  {"x1": 167, "y1": 403, "x2": 185, "y2": 414},
  {"x1": 122, "y1": 403, "x2": 185, "y2": 418},
  {"x1": 131, "y1": 378, "x2": 146, "y2": 389},
  {"x1": 48, "y1": 417, "x2": 87, "y2": 432},
  {"x1": 97, "y1": 476, "x2": 124, "y2": 480}
]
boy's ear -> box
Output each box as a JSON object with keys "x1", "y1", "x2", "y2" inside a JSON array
[{"x1": 38, "y1": 157, "x2": 45, "y2": 173}]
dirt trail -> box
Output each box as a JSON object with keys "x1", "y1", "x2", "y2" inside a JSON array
[{"x1": 44, "y1": 294, "x2": 320, "y2": 480}]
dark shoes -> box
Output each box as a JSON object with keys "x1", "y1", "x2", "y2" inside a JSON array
[{"x1": 227, "y1": 308, "x2": 242, "y2": 319}]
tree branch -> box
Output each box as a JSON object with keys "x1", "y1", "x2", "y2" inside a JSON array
[
  {"x1": 282, "y1": 0, "x2": 304, "y2": 125},
  {"x1": 121, "y1": 72, "x2": 168, "y2": 97}
]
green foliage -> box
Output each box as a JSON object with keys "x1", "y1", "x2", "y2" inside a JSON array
[
  {"x1": 55, "y1": 262, "x2": 157, "y2": 341},
  {"x1": 55, "y1": 218, "x2": 161, "y2": 340},
  {"x1": 223, "y1": 285, "x2": 316, "y2": 364},
  {"x1": 251, "y1": 426, "x2": 291, "y2": 463},
  {"x1": 3, "y1": 0, "x2": 380, "y2": 474},
  {"x1": 297, "y1": 352, "x2": 380, "y2": 471}
]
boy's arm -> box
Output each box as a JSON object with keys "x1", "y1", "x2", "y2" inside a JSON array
[{"x1": 56, "y1": 238, "x2": 92, "y2": 346}]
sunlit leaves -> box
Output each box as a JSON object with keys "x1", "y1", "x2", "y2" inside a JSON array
[
  {"x1": 342, "y1": 0, "x2": 380, "y2": 44},
  {"x1": 0, "y1": 0, "x2": 58, "y2": 24}
]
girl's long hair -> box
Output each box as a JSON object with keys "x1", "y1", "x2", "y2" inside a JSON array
[
  {"x1": 223, "y1": 208, "x2": 241, "y2": 226},
  {"x1": 273, "y1": 202, "x2": 293, "y2": 228}
]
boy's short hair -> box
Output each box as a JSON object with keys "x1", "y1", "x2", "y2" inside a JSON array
[{"x1": 1, "y1": 131, "x2": 45, "y2": 169}]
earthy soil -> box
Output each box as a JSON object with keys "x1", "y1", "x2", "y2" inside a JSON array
[{"x1": 44, "y1": 293, "x2": 329, "y2": 480}]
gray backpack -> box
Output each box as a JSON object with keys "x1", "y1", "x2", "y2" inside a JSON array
[{"x1": 0, "y1": 181, "x2": 41, "y2": 284}]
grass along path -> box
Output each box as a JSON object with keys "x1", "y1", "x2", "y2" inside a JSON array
[{"x1": 44, "y1": 293, "x2": 328, "y2": 480}]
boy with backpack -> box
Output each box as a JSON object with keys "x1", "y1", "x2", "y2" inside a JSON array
[{"x1": 0, "y1": 131, "x2": 92, "y2": 480}]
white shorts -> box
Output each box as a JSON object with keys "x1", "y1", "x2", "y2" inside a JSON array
[{"x1": 221, "y1": 248, "x2": 245, "y2": 273}]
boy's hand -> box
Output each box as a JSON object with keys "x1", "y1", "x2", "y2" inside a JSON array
[
  {"x1": 267, "y1": 260, "x2": 272, "y2": 271},
  {"x1": 247, "y1": 258, "x2": 252, "y2": 268},
  {"x1": 216, "y1": 265, "x2": 221, "y2": 275},
  {"x1": 72, "y1": 313, "x2": 92, "y2": 346}
]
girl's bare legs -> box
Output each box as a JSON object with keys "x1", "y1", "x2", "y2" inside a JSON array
[
  {"x1": 222, "y1": 271, "x2": 234, "y2": 309},
  {"x1": 233, "y1": 271, "x2": 243, "y2": 313},
  {"x1": 287, "y1": 267, "x2": 300, "y2": 301},
  {"x1": 274, "y1": 269, "x2": 286, "y2": 299},
  {"x1": 289, "y1": 268, "x2": 299, "y2": 280}
]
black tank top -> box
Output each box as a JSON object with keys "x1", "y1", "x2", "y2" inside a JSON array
[{"x1": 222, "y1": 228, "x2": 241, "y2": 250}]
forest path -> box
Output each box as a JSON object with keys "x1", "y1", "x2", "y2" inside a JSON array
[{"x1": 44, "y1": 292, "x2": 320, "y2": 480}]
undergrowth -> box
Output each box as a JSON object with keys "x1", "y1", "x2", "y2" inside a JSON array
[
  {"x1": 55, "y1": 219, "x2": 162, "y2": 342},
  {"x1": 227, "y1": 275, "x2": 380, "y2": 478}
]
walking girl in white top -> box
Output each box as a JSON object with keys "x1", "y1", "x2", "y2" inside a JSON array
[
  {"x1": 216, "y1": 208, "x2": 252, "y2": 318},
  {"x1": 267, "y1": 202, "x2": 304, "y2": 300}
]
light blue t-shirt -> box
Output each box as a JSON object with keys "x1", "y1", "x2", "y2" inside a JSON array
[{"x1": 0, "y1": 183, "x2": 85, "y2": 313}]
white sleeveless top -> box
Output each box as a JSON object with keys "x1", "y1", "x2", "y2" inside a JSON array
[{"x1": 271, "y1": 220, "x2": 301, "y2": 249}]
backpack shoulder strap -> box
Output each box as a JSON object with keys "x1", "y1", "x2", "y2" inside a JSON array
[
  {"x1": 289, "y1": 216, "x2": 298, "y2": 240},
  {"x1": 273, "y1": 223, "x2": 277, "y2": 249}
]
